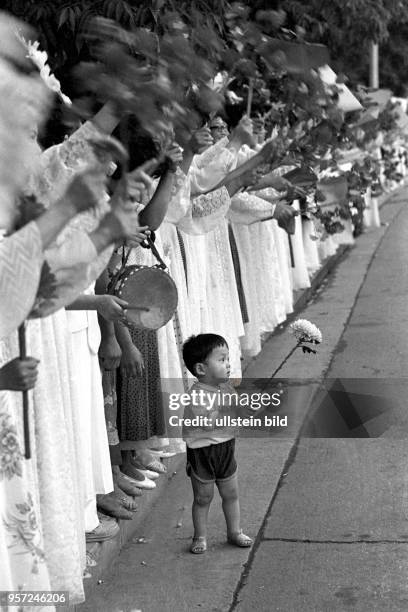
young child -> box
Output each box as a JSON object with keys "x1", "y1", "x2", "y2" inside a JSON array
[{"x1": 182, "y1": 333, "x2": 253, "y2": 554}]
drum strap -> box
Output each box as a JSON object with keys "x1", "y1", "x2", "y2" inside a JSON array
[
  {"x1": 146, "y1": 235, "x2": 167, "y2": 270},
  {"x1": 121, "y1": 234, "x2": 168, "y2": 270}
]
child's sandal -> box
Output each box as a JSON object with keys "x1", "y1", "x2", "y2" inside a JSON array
[
  {"x1": 190, "y1": 536, "x2": 207, "y2": 554},
  {"x1": 227, "y1": 530, "x2": 252, "y2": 548}
]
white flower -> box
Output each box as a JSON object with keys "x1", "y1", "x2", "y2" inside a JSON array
[
  {"x1": 290, "y1": 319, "x2": 322, "y2": 344},
  {"x1": 15, "y1": 32, "x2": 71, "y2": 105}
]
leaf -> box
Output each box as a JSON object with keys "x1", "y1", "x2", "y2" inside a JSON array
[
  {"x1": 68, "y1": 7, "x2": 76, "y2": 32},
  {"x1": 115, "y1": 1, "x2": 125, "y2": 22},
  {"x1": 302, "y1": 345, "x2": 316, "y2": 354},
  {"x1": 58, "y1": 7, "x2": 69, "y2": 29}
]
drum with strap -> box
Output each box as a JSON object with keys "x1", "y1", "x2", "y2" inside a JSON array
[{"x1": 108, "y1": 235, "x2": 178, "y2": 330}]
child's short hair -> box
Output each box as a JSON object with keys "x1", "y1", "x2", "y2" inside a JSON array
[{"x1": 182, "y1": 334, "x2": 228, "y2": 376}]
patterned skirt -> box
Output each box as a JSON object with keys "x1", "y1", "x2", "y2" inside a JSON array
[{"x1": 117, "y1": 328, "x2": 166, "y2": 443}]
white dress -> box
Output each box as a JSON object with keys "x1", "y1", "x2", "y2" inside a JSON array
[
  {"x1": 290, "y1": 200, "x2": 311, "y2": 290},
  {"x1": 271, "y1": 221, "x2": 294, "y2": 316},
  {"x1": 0, "y1": 223, "x2": 44, "y2": 338},
  {"x1": 156, "y1": 174, "x2": 194, "y2": 453},
  {"x1": 0, "y1": 223, "x2": 53, "y2": 612},
  {"x1": 228, "y1": 189, "x2": 282, "y2": 356},
  {"x1": 178, "y1": 139, "x2": 244, "y2": 378},
  {"x1": 26, "y1": 311, "x2": 86, "y2": 603},
  {"x1": 179, "y1": 188, "x2": 244, "y2": 378},
  {"x1": 302, "y1": 217, "x2": 321, "y2": 275},
  {"x1": 67, "y1": 296, "x2": 113, "y2": 532},
  {"x1": 21, "y1": 121, "x2": 116, "y2": 603},
  {"x1": 227, "y1": 155, "x2": 291, "y2": 355}
]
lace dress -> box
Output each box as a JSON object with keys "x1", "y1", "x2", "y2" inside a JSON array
[
  {"x1": 23, "y1": 121, "x2": 115, "y2": 603},
  {"x1": 177, "y1": 140, "x2": 245, "y2": 378},
  {"x1": 178, "y1": 138, "x2": 238, "y2": 338},
  {"x1": 227, "y1": 143, "x2": 291, "y2": 355},
  {"x1": 229, "y1": 189, "x2": 287, "y2": 356},
  {"x1": 0, "y1": 223, "x2": 44, "y2": 337},
  {"x1": 0, "y1": 224, "x2": 53, "y2": 612},
  {"x1": 179, "y1": 188, "x2": 244, "y2": 379},
  {"x1": 26, "y1": 311, "x2": 85, "y2": 603}
]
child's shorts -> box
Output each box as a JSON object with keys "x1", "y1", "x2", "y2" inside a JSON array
[{"x1": 186, "y1": 439, "x2": 237, "y2": 484}]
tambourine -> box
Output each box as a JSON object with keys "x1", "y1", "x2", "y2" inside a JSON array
[{"x1": 108, "y1": 236, "x2": 178, "y2": 330}]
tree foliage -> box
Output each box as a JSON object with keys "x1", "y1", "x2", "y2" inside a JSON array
[{"x1": 4, "y1": 0, "x2": 408, "y2": 92}]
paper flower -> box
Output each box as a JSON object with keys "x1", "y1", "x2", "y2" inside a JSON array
[{"x1": 290, "y1": 319, "x2": 322, "y2": 344}]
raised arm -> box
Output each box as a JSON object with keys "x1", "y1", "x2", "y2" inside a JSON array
[{"x1": 138, "y1": 144, "x2": 183, "y2": 230}]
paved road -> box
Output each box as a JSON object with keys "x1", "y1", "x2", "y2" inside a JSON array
[
  {"x1": 79, "y1": 189, "x2": 408, "y2": 612},
  {"x1": 234, "y1": 192, "x2": 408, "y2": 611}
]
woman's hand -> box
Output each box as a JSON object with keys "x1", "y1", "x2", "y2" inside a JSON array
[
  {"x1": 63, "y1": 166, "x2": 105, "y2": 213},
  {"x1": 273, "y1": 202, "x2": 299, "y2": 234},
  {"x1": 0, "y1": 357, "x2": 39, "y2": 391},
  {"x1": 120, "y1": 344, "x2": 144, "y2": 377},
  {"x1": 99, "y1": 334, "x2": 122, "y2": 370},
  {"x1": 107, "y1": 179, "x2": 143, "y2": 241},
  {"x1": 253, "y1": 116, "x2": 266, "y2": 144},
  {"x1": 187, "y1": 127, "x2": 214, "y2": 154},
  {"x1": 229, "y1": 116, "x2": 255, "y2": 149},
  {"x1": 250, "y1": 173, "x2": 291, "y2": 192},
  {"x1": 164, "y1": 143, "x2": 184, "y2": 172},
  {"x1": 127, "y1": 159, "x2": 157, "y2": 202},
  {"x1": 125, "y1": 226, "x2": 151, "y2": 248},
  {"x1": 65, "y1": 134, "x2": 129, "y2": 213},
  {"x1": 232, "y1": 116, "x2": 253, "y2": 139},
  {"x1": 88, "y1": 135, "x2": 129, "y2": 168},
  {"x1": 96, "y1": 295, "x2": 129, "y2": 321}
]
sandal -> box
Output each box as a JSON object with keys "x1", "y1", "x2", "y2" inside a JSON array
[
  {"x1": 86, "y1": 552, "x2": 97, "y2": 568},
  {"x1": 131, "y1": 454, "x2": 167, "y2": 475},
  {"x1": 96, "y1": 494, "x2": 135, "y2": 520},
  {"x1": 190, "y1": 536, "x2": 207, "y2": 554},
  {"x1": 227, "y1": 530, "x2": 252, "y2": 548},
  {"x1": 144, "y1": 459, "x2": 167, "y2": 474},
  {"x1": 119, "y1": 496, "x2": 138, "y2": 512}
]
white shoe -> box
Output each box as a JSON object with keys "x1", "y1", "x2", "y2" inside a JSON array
[
  {"x1": 122, "y1": 467, "x2": 156, "y2": 489},
  {"x1": 136, "y1": 468, "x2": 160, "y2": 480},
  {"x1": 148, "y1": 448, "x2": 177, "y2": 458},
  {"x1": 132, "y1": 475, "x2": 156, "y2": 490}
]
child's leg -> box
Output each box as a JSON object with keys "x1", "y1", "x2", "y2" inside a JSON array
[
  {"x1": 191, "y1": 476, "x2": 214, "y2": 542},
  {"x1": 217, "y1": 474, "x2": 240, "y2": 535},
  {"x1": 217, "y1": 474, "x2": 252, "y2": 547}
]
